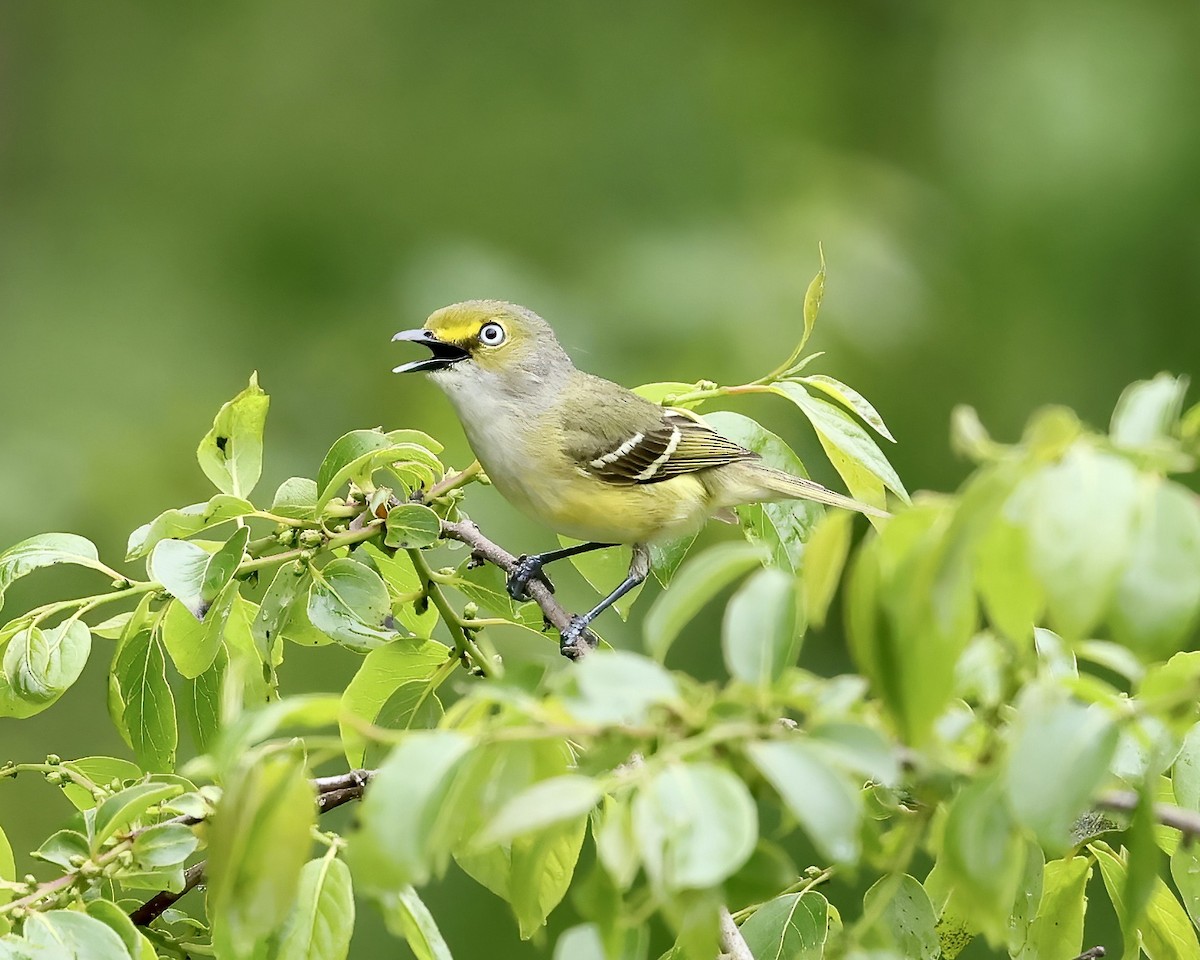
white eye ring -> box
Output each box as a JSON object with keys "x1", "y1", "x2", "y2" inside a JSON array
[{"x1": 479, "y1": 321, "x2": 506, "y2": 346}]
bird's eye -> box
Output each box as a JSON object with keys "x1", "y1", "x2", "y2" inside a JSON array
[{"x1": 479, "y1": 321, "x2": 506, "y2": 346}]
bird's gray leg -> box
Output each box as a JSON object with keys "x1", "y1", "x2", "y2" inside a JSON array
[
  {"x1": 506, "y1": 541, "x2": 617, "y2": 601},
  {"x1": 560, "y1": 543, "x2": 651, "y2": 658}
]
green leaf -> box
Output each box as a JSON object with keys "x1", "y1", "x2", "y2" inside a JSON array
[
  {"x1": 631, "y1": 381, "x2": 705, "y2": 406},
  {"x1": 807, "y1": 722, "x2": 900, "y2": 784},
  {"x1": 131, "y1": 822, "x2": 199, "y2": 868},
  {"x1": 1006, "y1": 841, "x2": 1044, "y2": 957},
  {"x1": 1094, "y1": 839, "x2": 1200, "y2": 960},
  {"x1": 704, "y1": 411, "x2": 823, "y2": 571},
  {"x1": 112, "y1": 630, "x2": 177, "y2": 773},
  {"x1": 181, "y1": 643, "x2": 225, "y2": 753},
  {"x1": 126, "y1": 494, "x2": 255, "y2": 560},
  {"x1": 93, "y1": 781, "x2": 182, "y2": 849},
  {"x1": 1110, "y1": 477, "x2": 1200, "y2": 658},
  {"x1": 339, "y1": 639, "x2": 451, "y2": 767},
  {"x1": 801, "y1": 374, "x2": 897, "y2": 442},
  {"x1": 32, "y1": 829, "x2": 89, "y2": 869},
  {"x1": 801, "y1": 508, "x2": 853, "y2": 629},
  {"x1": 722, "y1": 567, "x2": 798, "y2": 687},
  {"x1": 648, "y1": 533, "x2": 698, "y2": 588},
  {"x1": 642, "y1": 541, "x2": 765, "y2": 661},
  {"x1": 1004, "y1": 684, "x2": 1118, "y2": 853},
  {"x1": 197, "y1": 372, "x2": 270, "y2": 498},
  {"x1": 271, "y1": 477, "x2": 319, "y2": 520},
  {"x1": 380, "y1": 885, "x2": 454, "y2": 960},
  {"x1": 801, "y1": 246, "x2": 826, "y2": 355},
  {"x1": 973, "y1": 503, "x2": 1044, "y2": 645},
  {"x1": 0, "y1": 533, "x2": 107, "y2": 614},
  {"x1": 860, "y1": 875, "x2": 938, "y2": 960},
  {"x1": 59, "y1": 757, "x2": 143, "y2": 811},
  {"x1": 1021, "y1": 446, "x2": 1139, "y2": 639},
  {"x1": 149, "y1": 527, "x2": 247, "y2": 620},
  {"x1": 738, "y1": 892, "x2": 828, "y2": 960},
  {"x1": 1173, "y1": 722, "x2": 1200, "y2": 811},
  {"x1": 562, "y1": 540, "x2": 642, "y2": 620},
  {"x1": 22, "y1": 910, "x2": 130, "y2": 960},
  {"x1": 846, "y1": 501, "x2": 977, "y2": 745},
  {"x1": 1170, "y1": 843, "x2": 1200, "y2": 932},
  {"x1": 449, "y1": 740, "x2": 585, "y2": 938},
  {"x1": 0, "y1": 620, "x2": 90, "y2": 716},
  {"x1": 315, "y1": 429, "x2": 442, "y2": 511},
  {"x1": 939, "y1": 776, "x2": 1024, "y2": 944},
  {"x1": 0, "y1": 824, "x2": 14, "y2": 924},
  {"x1": 83, "y1": 900, "x2": 156, "y2": 960},
  {"x1": 253, "y1": 561, "x2": 313, "y2": 662},
  {"x1": 208, "y1": 751, "x2": 316, "y2": 959},
  {"x1": 557, "y1": 649, "x2": 680, "y2": 726},
  {"x1": 774, "y1": 381, "x2": 908, "y2": 502},
  {"x1": 553, "y1": 924, "x2": 605, "y2": 960},
  {"x1": 1017, "y1": 856, "x2": 1090, "y2": 960},
  {"x1": 307, "y1": 558, "x2": 397, "y2": 653},
  {"x1": 479, "y1": 775, "x2": 603, "y2": 846},
  {"x1": 161, "y1": 583, "x2": 236, "y2": 679},
  {"x1": 632, "y1": 762, "x2": 757, "y2": 891},
  {"x1": 1110, "y1": 373, "x2": 1189, "y2": 451},
  {"x1": 347, "y1": 731, "x2": 473, "y2": 891},
  {"x1": 276, "y1": 852, "x2": 354, "y2": 960},
  {"x1": 361, "y1": 544, "x2": 440, "y2": 636},
  {"x1": 385, "y1": 504, "x2": 442, "y2": 550},
  {"x1": 748, "y1": 739, "x2": 861, "y2": 864}
]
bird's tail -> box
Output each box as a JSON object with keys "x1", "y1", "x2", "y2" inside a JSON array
[{"x1": 707, "y1": 459, "x2": 891, "y2": 519}]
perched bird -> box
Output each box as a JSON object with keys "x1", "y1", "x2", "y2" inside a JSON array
[{"x1": 393, "y1": 300, "x2": 885, "y2": 654}]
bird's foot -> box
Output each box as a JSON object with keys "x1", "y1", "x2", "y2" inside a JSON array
[
  {"x1": 559, "y1": 615, "x2": 598, "y2": 660},
  {"x1": 506, "y1": 555, "x2": 555, "y2": 602}
]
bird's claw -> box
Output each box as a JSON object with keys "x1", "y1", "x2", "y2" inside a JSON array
[
  {"x1": 559, "y1": 615, "x2": 598, "y2": 659},
  {"x1": 506, "y1": 555, "x2": 555, "y2": 602}
]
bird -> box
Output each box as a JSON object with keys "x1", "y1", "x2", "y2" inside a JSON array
[{"x1": 392, "y1": 300, "x2": 886, "y2": 655}]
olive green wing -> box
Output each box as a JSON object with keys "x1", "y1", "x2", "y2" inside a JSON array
[{"x1": 559, "y1": 375, "x2": 757, "y2": 485}]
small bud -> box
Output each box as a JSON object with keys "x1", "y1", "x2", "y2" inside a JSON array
[
  {"x1": 117, "y1": 850, "x2": 135, "y2": 868},
  {"x1": 462, "y1": 602, "x2": 479, "y2": 620},
  {"x1": 68, "y1": 855, "x2": 87, "y2": 868},
  {"x1": 298, "y1": 530, "x2": 324, "y2": 549},
  {"x1": 110, "y1": 577, "x2": 132, "y2": 590},
  {"x1": 45, "y1": 754, "x2": 61, "y2": 765},
  {"x1": 437, "y1": 566, "x2": 455, "y2": 578},
  {"x1": 80, "y1": 860, "x2": 102, "y2": 879},
  {"x1": 277, "y1": 528, "x2": 297, "y2": 547},
  {"x1": 44, "y1": 771, "x2": 62, "y2": 785},
  {"x1": 23, "y1": 874, "x2": 38, "y2": 887},
  {"x1": 805, "y1": 865, "x2": 822, "y2": 877}
]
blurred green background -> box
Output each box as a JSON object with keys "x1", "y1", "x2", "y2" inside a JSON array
[{"x1": 2, "y1": 1, "x2": 1198, "y2": 956}]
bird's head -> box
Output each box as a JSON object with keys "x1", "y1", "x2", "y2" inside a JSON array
[{"x1": 392, "y1": 301, "x2": 571, "y2": 398}]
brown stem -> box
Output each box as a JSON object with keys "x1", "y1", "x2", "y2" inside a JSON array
[
  {"x1": 1096, "y1": 790, "x2": 1200, "y2": 837},
  {"x1": 439, "y1": 518, "x2": 583, "y2": 653},
  {"x1": 128, "y1": 861, "x2": 206, "y2": 927}
]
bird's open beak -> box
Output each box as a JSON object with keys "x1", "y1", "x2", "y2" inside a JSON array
[{"x1": 391, "y1": 329, "x2": 471, "y2": 374}]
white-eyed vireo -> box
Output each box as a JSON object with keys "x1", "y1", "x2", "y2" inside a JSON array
[{"x1": 393, "y1": 300, "x2": 885, "y2": 653}]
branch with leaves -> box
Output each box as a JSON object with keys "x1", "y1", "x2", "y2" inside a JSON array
[{"x1": 2, "y1": 261, "x2": 1200, "y2": 959}]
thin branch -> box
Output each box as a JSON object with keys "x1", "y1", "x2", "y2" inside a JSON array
[
  {"x1": 129, "y1": 770, "x2": 376, "y2": 928},
  {"x1": 718, "y1": 905, "x2": 754, "y2": 960},
  {"x1": 1096, "y1": 790, "x2": 1200, "y2": 837},
  {"x1": 440, "y1": 518, "x2": 584, "y2": 653},
  {"x1": 1071, "y1": 948, "x2": 1106, "y2": 960},
  {"x1": 127, "y1": 862, "x2": 206, "y2": 927}
]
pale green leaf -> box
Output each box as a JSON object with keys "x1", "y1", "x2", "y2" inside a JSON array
[
  {"x1": 632, "y1": 762, "x2": 757, "y2": 891},
  {"x1": 1017, "y1": 856, "x2": 1090, "y2": 960},
  {"x1": 113, "y1": 631, "x2": 177, "y2": 773},
  {"x1": 276, "y1": 853, "x2": 354, "y2": 960},
  {"x1": 738, "y1": 892, "x2": 828, "y2": 960},
  {"x1": 23, "y1": 911, "x2": 130, "y2": 960},
  {"x1": 0, "y1": 621, "x2": 90, "y2": 716},
  {"x1": 196, "y1": 372, "x2": 270, "y2": 498},
  {"x1": 93, "y1": 781, "x2": 182, "y2": 849},
  {"x1": 126, "y1": 494, "x2": 255, "y2": 560},
  {"x1": 307, "y1": 558, "x2": 397, "y2": 653},
  {"x1": 385, "y1": 504, "x2": 442, "y2": 550},
  {"x1": 381, "y1": 885, "x2": 454, "y2": 960},
  {"x1": 748, "y1": 740, "x2": 860, "y2": 864},
  {"x1": 339, "y1": 638, "x2": 450, "y2": 767},
  {"x1": 722, "y1": 567, "x2": 798, "y2": 687},
  {"x1": 642, "y1": 541, "x2": 765, "y2": 661},
  {"x1": 860, "y1": 875, "x2": 938, "y2": 960},
  {"x1": 479, "y1": 775, "x2": 603, "y2": 846},
  {"x1": 0, "y1": 533, "x2": 107, "y2": 614},
  {"x1": 801, "y1": 374, "x2": 896, "y2": 442}
]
